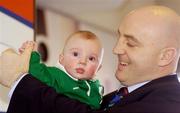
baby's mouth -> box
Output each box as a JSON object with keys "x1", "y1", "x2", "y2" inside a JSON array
[{"x1": 76, "y1": 68, "x2": 85, "y2": 74}]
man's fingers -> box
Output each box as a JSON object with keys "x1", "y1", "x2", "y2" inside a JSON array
[
  {"x1": 21, "y1": 41, "x2": 34, "y2": 56},
  {"x1": 33, "y1": 42, "x2": 38, "y2": 51},
  {"x1": 19, "y1": 48, "x2": 24, "y2": 54}
]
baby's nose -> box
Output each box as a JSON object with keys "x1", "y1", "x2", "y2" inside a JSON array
[{"x1": 79, "y1": 57, "x2": 87, "y2": 65}]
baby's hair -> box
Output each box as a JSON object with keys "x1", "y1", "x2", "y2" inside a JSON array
[
  {"x1": 66, "y1": 30, "x2": 98, "y2": 43},
  {"x1": 63, "y1": 30, "x2": 100, "y2": 53},
  {"x1": 63, "y1": 31, "x2": 100, "y2": 53}
]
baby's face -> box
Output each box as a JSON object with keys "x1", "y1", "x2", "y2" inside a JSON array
[{"x1": 60, "y1": 36, "x2": 102, "y2": 80}]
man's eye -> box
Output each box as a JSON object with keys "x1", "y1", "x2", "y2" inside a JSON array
[
  {"x1": 127, "y1": 43, "x2": 135, "y2": 47},
  {"x1": 89, "y1": 56, "x2": 96, "y2": 61},
  {"x1": 73, "y1": 52, "x2": 79, "y2": 57}
]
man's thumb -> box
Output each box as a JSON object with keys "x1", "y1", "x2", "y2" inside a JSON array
[{"x1": 21, "y1": 42, "x2": 34, "y2": 57}]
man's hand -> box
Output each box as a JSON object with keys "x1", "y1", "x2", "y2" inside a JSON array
[
  {"x1": 0, "y1": 42, "x2": 34, "y2": 87},
  {"x1": 19, "y1": 41, "x2": 37, "y2": 53}
]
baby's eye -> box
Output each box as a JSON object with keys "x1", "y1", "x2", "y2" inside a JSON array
[
  {"x1": 89, "y1": 56, "x2": 96, "y2": 62},
  {"x1": 73, "y1": 52, "x2": 79, "y2": 57}
]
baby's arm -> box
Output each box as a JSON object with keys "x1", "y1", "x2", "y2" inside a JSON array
[
  {"x1": 22, "y1": 42, "x2": 62, "y2": 92},
  {"x1": 18, "y1": 41, "x2": 49, "y2": 81},
  {"x1": 20, "y1": 41, "x2": 63, "y2": 95}
]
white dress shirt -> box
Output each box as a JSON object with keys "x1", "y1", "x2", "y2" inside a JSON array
[{"x1": 127, "y1": 81, "x2": 149, "y2": 93}]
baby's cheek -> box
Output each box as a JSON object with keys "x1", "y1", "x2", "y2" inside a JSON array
[
  {"x1": 64, "y1": 62, "x2": 76, "y2": 73},
  {"x1": 87, "y1": 66, "x2": 97, "y2": 75}
]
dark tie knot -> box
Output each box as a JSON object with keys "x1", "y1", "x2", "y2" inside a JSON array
[
  {"x1": 118, "y1": 87, "x2": 129, "y2": 96},
  {"x1": 106, "y1": 87, "x2": 129, "y2": 109}
]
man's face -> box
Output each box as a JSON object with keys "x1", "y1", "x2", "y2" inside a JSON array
[
  {"x1": 60, "y1": 35, "x2": 102, "y2": 80},
  {"x1": 113, "y1": 14, "x2": 161, "y2": 86}
]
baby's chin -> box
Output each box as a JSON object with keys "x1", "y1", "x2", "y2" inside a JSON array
[
  {"x1": 73, "y1": 74, "x2": 93, "y2": 80},
  {"x1": 81, "y1": 77, "x2": 94, "y2": 80}
]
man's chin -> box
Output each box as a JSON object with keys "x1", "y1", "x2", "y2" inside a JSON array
[{"x1": 115, "y1": 72, "x2": 123, "y2": 81}]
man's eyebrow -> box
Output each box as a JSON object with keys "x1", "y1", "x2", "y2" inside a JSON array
[{"x1": 124, "y1": 34, "x2": 142, "y2": 45}]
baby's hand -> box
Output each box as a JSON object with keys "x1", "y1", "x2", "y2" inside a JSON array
[{"x1": 19, "y1": 41, "x2": 37, "y2": 54}]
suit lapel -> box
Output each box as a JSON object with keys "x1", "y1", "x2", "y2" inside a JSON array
[{"x1": 114, "y1": 74, "x2": 179, "y2": 107}]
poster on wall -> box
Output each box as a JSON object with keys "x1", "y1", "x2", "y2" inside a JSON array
[{"x1": 0, "y1": 0, "x2": 34, "y2": 112}]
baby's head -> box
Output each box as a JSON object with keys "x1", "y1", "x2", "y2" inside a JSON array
[{"x1": 59, "y1": 30, "x2": 104, "y2": 80}]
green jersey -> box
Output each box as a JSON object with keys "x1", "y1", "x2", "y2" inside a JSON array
[{"x1": 29, "y1": 51, "x2": 103, "y2": 109}]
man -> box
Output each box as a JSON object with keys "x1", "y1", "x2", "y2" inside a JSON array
[{"x1": 1, "y1": 5, "x2": 180, "y2": 113}]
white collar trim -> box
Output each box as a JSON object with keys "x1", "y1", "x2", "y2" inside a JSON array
[
  {"x1": 56, "y1": 62, "x2": 78, "y2": 81},
  {"x1": 127, "y1": 81, "x2": 150, "y2": 93}
]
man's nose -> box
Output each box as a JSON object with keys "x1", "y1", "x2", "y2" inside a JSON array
[{"x1": 113, "y1": 40, "x2": 126, "y2": 55}]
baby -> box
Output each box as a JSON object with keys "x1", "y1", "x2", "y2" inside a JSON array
[{"x1": 20, "y1": 31, "x2": 104, "y2": 109}]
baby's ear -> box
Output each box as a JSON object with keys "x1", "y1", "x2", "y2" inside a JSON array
[
  {"x1": 59, "y1": 54, "x2": 64, "y2": 64},
  {"x1": 97, "y1": 64, "x2": 102, "y2": 72}
]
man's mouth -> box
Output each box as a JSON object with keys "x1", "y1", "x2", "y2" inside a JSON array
[
  {"x1": 118, "y1": 62, "x2": 128, "y2": 71},
  {"x1": 76, "y1": 68, "x2": 85, "y2": 74}
]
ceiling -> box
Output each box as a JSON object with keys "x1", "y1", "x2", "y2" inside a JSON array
[
  {"x1": 37, "y1": 0, "x2": 127, "y2": 13},
  {"x1": 36, "y1": 0, "x2": 180, "y2": 33}
]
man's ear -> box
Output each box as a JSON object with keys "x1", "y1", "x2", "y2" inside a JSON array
[
  {"x1": 59, "y1": 54, "x2": 64, "y2": 64},
  {"x1": 158, "y1": 47, "x2": 177, "y2": 66}
]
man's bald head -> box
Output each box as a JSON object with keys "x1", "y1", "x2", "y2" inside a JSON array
[{"x1": 124, "y1": 5, "x2": 180, "y2": 49}]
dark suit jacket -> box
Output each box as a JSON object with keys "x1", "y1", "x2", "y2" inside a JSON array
[{"x1": 7, "y1": 74, "x2": 180, "y2": 113}]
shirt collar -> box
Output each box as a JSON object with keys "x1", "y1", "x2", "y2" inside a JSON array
[
  {"x1": 127, "y1": 73, "x2": 179, "y2": 93},
  {"x1": 127, "y1": 81, "x2": 150, "y2": 93},
  {"x1": 56, "y1": 62, "x2": 78, "y2": 81}
]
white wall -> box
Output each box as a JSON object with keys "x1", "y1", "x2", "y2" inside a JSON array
[
  {"x1": 0, "y1": 12, "x2": 34, "y2": 50},
  {"x1": 36, "y1": 9, "x2": 77, "y2": 66}
]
